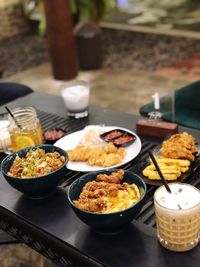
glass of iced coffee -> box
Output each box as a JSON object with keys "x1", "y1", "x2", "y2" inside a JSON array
[
  {"x1": 154, "y1": 182, "x2": 200, "y2": 252},
  {"x1": 61, "y1": 80, "x2": 90, "y2": 119}
]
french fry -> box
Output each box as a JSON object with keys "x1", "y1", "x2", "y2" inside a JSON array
[
  {"x1": 143, "y1": 156, "x2": 190, "y2": 181},
  {"x1": 180, "y1": 166, "x2": 189, "y2": 173},
  {"x1": 147, "y1": 171, "x2": 179, "y2": 181},
  {"x1": 150, "y1": 157, "x2": 191, "y2": 167},
  {"x1": 145, "y1": 164, "x2": 181, "y2": 171},
  {"x1": 143, "y1": 169, "x2": 181, "y2": 178}
]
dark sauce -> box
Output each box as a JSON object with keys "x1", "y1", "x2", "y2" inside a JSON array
[{"x1": 43, "y1": 128, "x2": 66, "y2": 144}]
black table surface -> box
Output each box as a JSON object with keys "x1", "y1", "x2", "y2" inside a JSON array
[{"x1": 0, "y1": 92, "x2": 200, "y2": 267}]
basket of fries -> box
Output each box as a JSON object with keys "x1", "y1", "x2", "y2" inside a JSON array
[{"x1": 142, "y1": 132, "x2": 198, "y2": 182}]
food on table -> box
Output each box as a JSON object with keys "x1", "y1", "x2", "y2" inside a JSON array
[
  {"x1": 149, "y1": 157, "x2": 191, "y2": 167},
  {"x1": 160, "y1": 132, "x2": 198, "y2": 162},
  {"x1": 43, "y1": 128, "x2": 66, "y2": 143},
  {"x1": 8, "y1": 148, "x2": 66, "y2": 178},
  {"x1": 11, "y1": 135, "x2": 35, "y2": 150},
  {"x1": 113, "y1": 134, "x2": 135, "y2": 146},
  {"x1": 66, "y1": 125, "x2": 138, "y2": 167},
  {"x1": 68, "y1": 142, "x2": 126, "y2": 167},
  {"x1": 96, "y1": 168, "x2": 124, "y2": 184},
  {"x1": 100, "y1": 129, "x2": 136, "y2": 147},
  {"x1": 80, "y1": 125, "x2": 105, "y2": 147},
  {"x1": 101, "y1": 130, "x2": 124, "y2": 140},
  {"x1": 143, "y1": 132, "x2": 197, "y2": 181},
  {"x1": 143, "y1": 157, "x2": 191, "y2": 180},
  {"x1": 73, "y1": 169, "x2": 141, "y2": 213}
]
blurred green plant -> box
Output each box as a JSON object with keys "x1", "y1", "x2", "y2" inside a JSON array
[
  {"x1": 70, "y1": 0, "x2": 113, "y2": 22},
  {"x1": 21, "y1": 0, "x2": 113, "y2": 36},
  {"x1": 21, "y1": 0, "x2": 46, "y2": 36}
]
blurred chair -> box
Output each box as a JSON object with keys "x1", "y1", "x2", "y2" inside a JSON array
[{"x1": 0, "y1": 82, "x2": 33, "y2": 106}]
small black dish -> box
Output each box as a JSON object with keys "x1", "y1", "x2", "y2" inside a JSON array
[
  {"x1": 100, "y1": 129, "x2": 136, "y2": 147},
  {"x1": 43, "y1": 128, "x2": 66, "y2": 144}
]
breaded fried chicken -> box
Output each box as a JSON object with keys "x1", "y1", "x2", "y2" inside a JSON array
[
  {"x1": 160, "y1": 132, "x2": 198, "y2": 161},
  {"x1": 96, "y1": 169, "x2": 124, "y2": 183}
]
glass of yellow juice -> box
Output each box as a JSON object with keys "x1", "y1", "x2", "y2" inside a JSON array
[{"x1": 8, "y1": 107, "x2": 43, "y2": 151}]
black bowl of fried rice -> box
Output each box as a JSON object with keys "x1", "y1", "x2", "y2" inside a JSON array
[{"x1": 1, "y1": 144, "x2": 68, "y2": 199}]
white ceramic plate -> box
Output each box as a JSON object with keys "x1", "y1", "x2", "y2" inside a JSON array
[{"x1": 54, "y1": 126, "x2": 142, "y2": 172}]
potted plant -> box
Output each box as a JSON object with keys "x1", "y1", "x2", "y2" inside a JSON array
[
  {"x1": 21, "y1": 0, "x2": 113, "y2": 74},
  {"x1": 21, "y1": 0, "x2": 112, "y2": 35},
  {"x1": 21, "y1": 0, "x2": 46, "y2": 36}
]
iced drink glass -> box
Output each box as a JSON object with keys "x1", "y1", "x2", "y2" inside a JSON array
[
  {"x1": 61, "y1": 80, "x2": 90, "y2": 119},
  {"x1": 154, "y1": 183, "x2": 200, "y2": 252},
  {"x1": 8, "y1": 107, "x2": 43, "y2": 151},
  {"x1": 0, "y1": 121, "x2": 12, "y2": 154}
]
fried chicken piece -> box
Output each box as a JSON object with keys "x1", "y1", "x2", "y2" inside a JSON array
[
  {"x1": 107, "y1": 184, "x2": 121, "y2": 197},
  {"x1": 83, "y1": 181, "x2": 108, "y2": 192},
  {"x1": 67, "y1": 143, "x2": 126, "y2": 167},
  {"x1": 86, "y1": 144, "x2": 125, "y2": 167},
  {"x1": 67, "y1": 146, "x2": 90, "y2": 161},
  {"x1": 104, "y1": 142, "x2": 117, "y2": 153},
  {"x1": 83, "y1": 181, "x2": 119, "y2": 196},
  {"x1": 96, "y1": 169, "x2": 124, "y2": 184},
  {"x1": 74, "y1": 197, "x2": 106, "y2": 213},
  {"x1": 102, "y1": 153, "x2": 123, "y2": 167},
  {"x1": 86, "y1": 147, "x2": 105, "y2": 166},
  {"x1": 75, "y1": 181, "x2": 121, "y2": 212},
  {"x1": 160, "y1": 132, "x2": 198, "y2": 162},
  {"x1": 117, "y1": 147, "x2": 126, "y2": 158}
]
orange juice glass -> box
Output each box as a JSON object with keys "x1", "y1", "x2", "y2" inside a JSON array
[{"x1": 8, "y1": 107, "x2": 43, "y2": 151}]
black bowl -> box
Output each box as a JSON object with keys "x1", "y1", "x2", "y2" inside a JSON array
[
  {"x1": 68, "y1": 169, "x2": 146, "y2": 234},
  {"x1": 1, "y1": 144, "x2": 68, "y2": 199}
]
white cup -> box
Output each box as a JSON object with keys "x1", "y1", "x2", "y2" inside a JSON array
[
  {"x1": 0, "y1": 120, "x2": 12, "y2": 154},
  {"x1": 61, "y1": 80, "x2": 90, "y2": 119},
  {"x1": 154, "y1": 182, "x2": 200, "y2": 252}
]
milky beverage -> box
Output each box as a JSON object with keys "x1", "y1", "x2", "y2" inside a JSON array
[
  {"x1": 61, "y1": 84, "x2": 89, "y2": 118},
  {"x1": 154, "y1": 183, "x2": 200, "y2": 252},
  {"x1": 0, "y1": 122, "x2": 12, "y2": 154}
]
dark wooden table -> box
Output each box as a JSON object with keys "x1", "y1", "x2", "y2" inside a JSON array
[{"x1": 0, "y1": 92, "x2": 200, "y2": 267}]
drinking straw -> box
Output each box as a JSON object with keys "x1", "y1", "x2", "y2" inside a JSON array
[
  {"x1": 148, "y1": 150, "x2": 172, "y2": 193},
  {"x1": 5, "y1": 106, "x2": 22, "y2": 129}
]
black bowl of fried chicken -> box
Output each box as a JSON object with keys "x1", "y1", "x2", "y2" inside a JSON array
[{"x1": 68, "y1": 169, "x2": 146, "y2": 234}]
